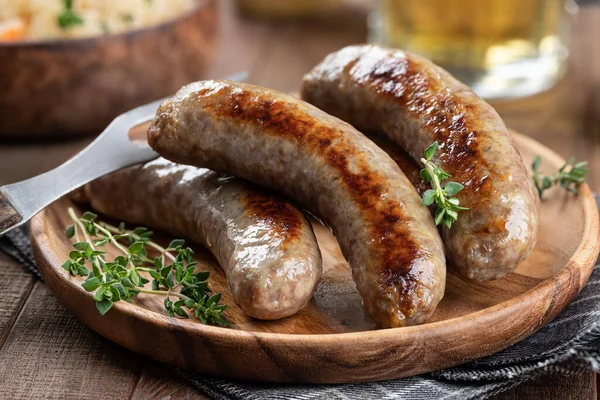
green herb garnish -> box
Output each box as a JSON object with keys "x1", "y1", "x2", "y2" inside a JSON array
[
  {"x1": 63, "y1": 208, "x2": 228, "y2": 326},
  {"x1": 532, "y1": 156, "x2": 588, "y2": 199},
  {"x1": 57, "y1": 0, "x2": 83, "y2": 30},
  {"x1": 120, "y1": 13, "x2": 134, "y2": 24},
  {"x1": 420, "y1": 142, "x2": 469, "y2": 228}
]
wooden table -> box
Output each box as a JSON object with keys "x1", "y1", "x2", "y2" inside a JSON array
[{"x1": 0, "y1": 1, "x2": 599, "y2": 398}]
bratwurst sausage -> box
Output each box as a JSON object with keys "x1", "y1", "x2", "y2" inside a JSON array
[
  {"x1": 83, "y1": 157, "x2": 322, "y2": 320},
  {"x1": 301, "y1": 45, "x2": 539, "y2": 281},
  {"x1": 147, "y1": 80, "x2": 446, "y2": 327},
  {"x1": 369, "y1": 134, "x2": 428, "y2": 196}
]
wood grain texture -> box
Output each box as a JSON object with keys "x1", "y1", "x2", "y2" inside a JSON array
[
  {"x1": 0, "y1": 192, "x2": 22, "y2": 233},
  {"x1": 0, "y1": 0, "x2": 218, "y2": 139},
  {"x1": 0, "y1": 253, "x2": 35, "y2": 348},
  {"x1": 490, "y1": 374, "x2": 596, "y2": 400},
  {"x1": 29, "y1": 133, "x2": 600, "y2": 384},
  {"x1": 0, "y1": 282, "x2": 143, "y2": 400},
  {"x1": 130, "y1": 361, "x2": 209, "y2": 400}
]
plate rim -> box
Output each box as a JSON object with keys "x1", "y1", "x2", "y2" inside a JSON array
[{"x1": 29, "y1": 132, "x2": 600, "y2": 376}]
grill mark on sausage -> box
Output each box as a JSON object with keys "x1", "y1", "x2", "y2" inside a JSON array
[
  {"x1": 242, "y1": 190, "x2": 303, "y2": 249},
  {"x1": 83, "y1": 157, "x2": 323, "y2": 320},
  {"x1": 196, "y1": 87, "x2": 422, "y2": 290},
  {"x1": 302, "y1": 45, "x2": 538, "y2": 282},
  {"x1": 349, "y1": 54, "x2": 494, "y2": 192}
]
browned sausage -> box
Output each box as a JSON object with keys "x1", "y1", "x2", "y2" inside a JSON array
[
  {"x1": 82, "y1": 157, "x2": 322, "y2": 320},
  {"x1": 369, "y1": 134, "x2": 428, "y2": 196},
  {"x1": 147, "y1": 80, "x2": 446, "y2": 328},
  {"x1": 302, "y1": 45, "x2": 539, "y2": 281}
]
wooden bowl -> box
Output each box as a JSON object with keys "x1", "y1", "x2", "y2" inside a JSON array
[
  {"x1": 0, "y1": 0, "x2": 218, "y2": 139},
  {"x1": 30, "y1": 132, "x2": 599, "y2": 383}
]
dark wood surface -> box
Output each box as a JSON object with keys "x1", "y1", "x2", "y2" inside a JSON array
[{"x1": 0, "y1": 0, "x2": 599, "y2": 398}]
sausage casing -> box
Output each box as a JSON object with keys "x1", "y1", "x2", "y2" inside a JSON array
[
  {"x1": 302, "y1": 45, "x2": 539, "y2": 281},
  {"x1": 147, "y1": 80, "x2": 446, "y2": 327},
  {"x1": 83, "y1": 157, "x2": 322, "y2": 320}
]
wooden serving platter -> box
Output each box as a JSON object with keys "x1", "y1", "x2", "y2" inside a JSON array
[{"x1": 30, "y1": 132, "x2": 599, "y2": 384}]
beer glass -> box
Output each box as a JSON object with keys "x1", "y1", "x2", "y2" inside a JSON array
[{"x1": 369, "y1": 0, "x2": 576, "y2": 99}]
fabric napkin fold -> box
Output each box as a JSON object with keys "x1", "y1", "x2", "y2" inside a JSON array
[{"x1": 1, "y1": 195, "x2": 599, "y2": 400}]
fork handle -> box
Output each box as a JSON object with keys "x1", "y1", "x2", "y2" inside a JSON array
[
  {"x1": 0, "y1": 72, "x2": 248, "y2": 237},
  {"x1": 0, "y1": 107, "x2": 157, "y2": 237}
]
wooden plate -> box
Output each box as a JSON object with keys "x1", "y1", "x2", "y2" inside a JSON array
[{"x1": 30, "y1": 132, "x2": 599, "y2": 384}]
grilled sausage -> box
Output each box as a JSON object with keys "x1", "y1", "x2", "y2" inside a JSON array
[
  {"x1": 301, "y1": 45, "x2": 539, "y2": 281},
  {"x1": 147, "y1": 80, "x2": 446, "y2": 328},
  {"x1": 83, "y1": 157, "x2": 322, "y2": 320},
  {"x1": 369, "y1": 134, "x2": 428, "y2": 196}
]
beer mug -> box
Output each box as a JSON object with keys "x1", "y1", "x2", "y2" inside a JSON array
[{"x1": 369, "y1": 0, "x2": 577, "y2": 99}]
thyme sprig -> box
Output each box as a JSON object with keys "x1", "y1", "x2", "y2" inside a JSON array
[
  {"x1": 420, "y1": 142, "x2": 469, "y2": 228},
  {"x1": 532, "y1": 156, "x2": 588, "y2": 199},
  {"x1": 63, "y1": 208, "x2": 228, "y2": 326},
  {"x1": 57, "y1": 0, "x2": 84, "y2": 30}
]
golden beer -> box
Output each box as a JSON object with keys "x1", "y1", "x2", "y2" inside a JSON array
[{"x1": 370, "y1": 0, "x2": 575, "y2": 98}]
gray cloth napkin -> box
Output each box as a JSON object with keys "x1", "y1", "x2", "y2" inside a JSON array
[{"x1": 1, "y1": 195, "x2": 599, "y2": 400}]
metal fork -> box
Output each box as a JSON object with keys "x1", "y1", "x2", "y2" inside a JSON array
[{"x1": 0, "y1": 72, "x2": 247, "y2": 237}]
